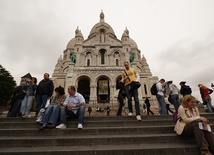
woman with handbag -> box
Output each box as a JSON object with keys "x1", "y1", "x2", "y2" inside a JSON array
[{"x1": 174, "y1": 95, "x2": 214, "y2": 155}]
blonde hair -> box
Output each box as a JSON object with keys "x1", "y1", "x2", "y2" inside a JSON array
[{"x1": 181, "y1": 95, "x2": 196, "y2": 108}]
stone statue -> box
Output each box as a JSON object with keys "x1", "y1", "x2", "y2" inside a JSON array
[
  {"x1": 101, "y1": 33, "x2": 105, "y2": 42},
  {"x1": 129, "y1": 51, "x2": 135, "y2": 63},
  {"x1": 70, "y1": 51, "x2": 76, "y2": 64}
]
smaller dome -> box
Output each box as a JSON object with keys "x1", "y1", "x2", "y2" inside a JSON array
[
  {"x1": 75, "y1": 27, "x2": 84, "y2": 38},
  {"x1": 129, "y1": 38, "x2": 138, "y2": 49},
  {"x1": 66, "y1": 38, "x2": 76, "y2": 49},
  {"x1": 121, "y1": 27, "x2": 129, "y2": 39},
  {"x1": 76, "y1": 30, "x2": 83, "y2": 38}
]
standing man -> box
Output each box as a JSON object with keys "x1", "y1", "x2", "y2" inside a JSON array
[
  {"x1": 56, "y1": 86, "x2": 86, "y2": 129},
  {"x1": 35, "y1": 73, "x2": 54, "y2": 117},
  {"x1": 121, "y1": 61, "x2": 141, "y2": 121},
  {"x1": 156, "y1": 79, "x2": 167, "y2": 115},
  {"x1": 179, "y1": 81, "x2": 192, "y2": 97}
]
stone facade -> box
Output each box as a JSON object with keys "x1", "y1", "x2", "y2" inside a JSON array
[{"x1": 52, "y1": 11, "x2": 158, "y2": 104}]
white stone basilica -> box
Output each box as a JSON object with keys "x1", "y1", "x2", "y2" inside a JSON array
[{"x1": 52, "y1": 11, "x2": 158, "y2": 104}]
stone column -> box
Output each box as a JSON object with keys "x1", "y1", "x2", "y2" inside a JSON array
[{"x1": 65, "y1": 63, "x2": 74, "y2": 89}]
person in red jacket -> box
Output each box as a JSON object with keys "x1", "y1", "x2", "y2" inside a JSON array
[{"x1": 198, "y1": 84, "x2": 214, "y2": 112}]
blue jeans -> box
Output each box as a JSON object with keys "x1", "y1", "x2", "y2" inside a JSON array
[
  {"x1": 60, "y1": 106, "x2": 85, "y2": 125},
  {"x1": 171, "y1": 94, "x2": 180, "y2": 110},
  {"x1": 156, "y1": 94, "x2": 167, "y2": 115},
  {"x1": 205, "y1": 98, "x2": 214, "y2": 112},
  {"x1": 20, "y1": 95, "x2": 35, "y2": 115},
  {"x1": 41, "y1": 105, "x2": 60, "y2": 126},
  {"x1": 36, "y1": 95, "x2": 48, "y2": 116},
  {"x1": 125, "y1": 85, "x2": 140, "y2": 115}
]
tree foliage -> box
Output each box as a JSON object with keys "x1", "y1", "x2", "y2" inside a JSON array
[{"x1": 0, "y1": 65, "x2": 16, "y2": 106}]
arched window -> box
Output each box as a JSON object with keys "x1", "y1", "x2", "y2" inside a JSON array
[
  {"x1": 116, "y1": 59, "x2": 119, "y2": 66},
  {"x1": 100, "y1": 49, "x2": 105, "y2": 64},
  {"x1": 144, "y1": 84, "x2": 147, "y2": 95},
  {"x1": 87, "y1": 59, "x2": 90, "y2": 66}
]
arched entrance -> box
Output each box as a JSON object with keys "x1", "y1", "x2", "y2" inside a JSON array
[
  {"x1": 97, "y1": 76, "x2": 110, "y2": 103},
  {"x1": 77, "y1": 76, "x2": 90, "y2": 103}
]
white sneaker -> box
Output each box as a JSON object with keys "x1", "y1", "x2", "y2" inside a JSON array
[
  {"x1": 56, "y1": 123, "x2": 67, "y2": 129},
  {"x1": 136, "y1": 115, "x2": 142, "y2": 121},
  {"x1": 128, "y1": 112, "x2": 133, "y2": 116},
  {"x1": 25, "y1": 114, "x2": 31, "y2": 118},
  {"x1": 78, "y1": 124, "x2": 83, "y2": 129}
]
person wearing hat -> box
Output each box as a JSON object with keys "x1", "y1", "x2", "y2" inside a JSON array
[{"x1": 180, "y1": 81, "x2": 192, "y2": 97}]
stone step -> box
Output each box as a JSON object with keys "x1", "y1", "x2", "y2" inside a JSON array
[
  {"x1": 0, "y1": 133, "x2": 195, "y2": 147},
  {"x1": 0, "y1": 119, "x2": 175, "y2": 129},
  {"x1": 0, "y1": 112, "x2": 213, "y2": 121},
  {"x1": 0, "y1": 112, "x2": 213, "y2": 155},
  {"x1": 0, "y1": 143, "x2": 200, "y2": 155},
  {"x1": 0, "y1": 125, "x2": 175, "y2": 137},
  {"x1": 0, "y1": 125, "x2": 214, "y2": 137},
  {"x1": 1, "y1": 119, "x2": 214, "y2": 129}
]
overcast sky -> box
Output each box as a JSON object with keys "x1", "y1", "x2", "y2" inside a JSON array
[{"x1": 0, "y1": 0, "x2": 214, "y2": 101}]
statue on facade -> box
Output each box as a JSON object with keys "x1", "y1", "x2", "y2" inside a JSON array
[
  {"x1": 101, "y1": 32, "x2": 105, "y2": 43},
  {"x1": 70, "y1": 51, "x2": 76, "y2": 64},
  {"x1": 129, "y1": 51, "x2": 135, "y2": 63}
]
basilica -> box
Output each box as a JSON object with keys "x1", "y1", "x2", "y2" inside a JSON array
[{"x1": 52, "y1": 11, "x2": 158, "y2": 104}]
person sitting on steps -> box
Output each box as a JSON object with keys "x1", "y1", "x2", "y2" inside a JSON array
[{"x1": 56, "y1": 86, "x2": 86, "y2": 129}]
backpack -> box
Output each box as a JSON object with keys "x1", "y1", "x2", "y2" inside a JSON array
[{"x1": 150, "y1": 83, "x2": 158, "y2": 95}]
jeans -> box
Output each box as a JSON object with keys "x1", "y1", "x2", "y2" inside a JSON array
[
  {"x1": 20, "y1": 95, "x2": 35, "y2": 115},
  {"x1": 125, "y1": 85, "x2": 140, "y2": 115},
  {"x1": 156, "y1": 94, "x2": 167, "y2": 115},
  {"x1": 60, "y1": 106, "x2": 85, "y2": 125},
  {"x1": 171, "y1": 94, "x2": 180, "y2": 110},
  {"x1": 36, "y1": 94, "x2": 48, "y2": 116},
  {"x1": 41, "y1": 105, "x2": 60, "y2": 126},
  {"x1": 205, "y1": 98, "x2": 214, "y2": 112}
]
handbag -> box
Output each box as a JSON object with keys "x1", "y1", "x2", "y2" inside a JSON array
[
  {"x1": 114, "y1": 89, "x2": 119, "y2": 98},
  {"x1": 130, "y1": 81, "x2": 141, "y2": 90},
  {"x1": 124, "y1": 70, "x2": 141, "y2": 90}
]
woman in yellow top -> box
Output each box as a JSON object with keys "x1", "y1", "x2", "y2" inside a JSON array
[{"x1": 174, "y1": 95, "x2": 214, "y2": 155}]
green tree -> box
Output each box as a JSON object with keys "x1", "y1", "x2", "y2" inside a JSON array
[{"x1": 0, "y1": 65, "x2": 16, "y2": 106}]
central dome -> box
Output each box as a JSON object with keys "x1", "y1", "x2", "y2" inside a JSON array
[{"x1": 88, "y1": 11, "x2": 117, "y2": 39}]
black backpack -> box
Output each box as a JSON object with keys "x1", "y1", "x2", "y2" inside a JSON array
[{"x1": 150, "y1": 83, "x2": 158, "y2": 95}]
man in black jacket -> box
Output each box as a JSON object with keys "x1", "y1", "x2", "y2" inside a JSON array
[
  {"x1": 35, "y1": 73, "x2": 54, "y2": 117},
  {"x1": 179, "y1": 81, "x2": 192, "y2": 97}
]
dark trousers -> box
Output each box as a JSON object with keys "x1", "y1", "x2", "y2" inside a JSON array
[
  {"x1": 116, "y1": 93, "x2": 125, "y2": 115},
  {"x1": 166, "y1": 104, "x2": 174, "y2": 115},
  {"x1": 7, "y1": 99, "x2": 22, "y2": 117},
  {"x1": 182, "y1": 121, "x2": 214, "y2": 152},
  {"x1": 146, "y1": 106, "x2": 154, "y2": 115},
  {"x1": 125, "y1": 85, "x2": 140, "y2": 115}
]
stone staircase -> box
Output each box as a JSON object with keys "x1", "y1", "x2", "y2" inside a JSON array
[{"x1": 0, "y1": 111, "x2": 214, "y2": 155}]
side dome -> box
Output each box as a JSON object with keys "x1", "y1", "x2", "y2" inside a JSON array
[
  {"x1": 129, "y1": 38, "x2": 138, "y2": 49},
  {"x1": 66, "y1": 38, "x2": 76, "y2": 49}
]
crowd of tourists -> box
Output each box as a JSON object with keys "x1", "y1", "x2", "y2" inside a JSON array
[{"x1": 4, "y1": 61, "x2": 214, "y2": 155}]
